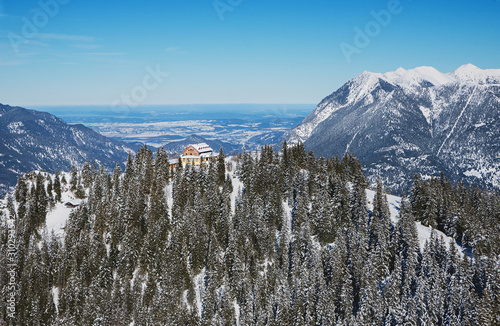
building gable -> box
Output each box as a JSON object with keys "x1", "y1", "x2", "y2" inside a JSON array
[{"x1": 183, "y1": 145, "x2": 200, "y2": 156}]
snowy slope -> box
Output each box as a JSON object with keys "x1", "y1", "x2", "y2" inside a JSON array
[
  {"x1": 45, "y1": 192, "x2": 82, "y2": 236},
  {"x1": 286, "y1": 64, "x2": 498, "y2": 144},
  {"x1": 366, "y1": 189, "x2": 463, "y2": 253},
  {"x1": 449, "y1": 63, "x2": 500, "y2": 85},
  {"x1": 0, "y1": 172, "x2": 83, "y2": 239},
  {"x1": 226, "y1": 157, "x2": 243, "y2": 215},
  {"x1": 285, "y1": 64, "x2": 500, "y2": 193},
  {"x1": 44, "y1": 172, "x2": 84, "y2": 236}
]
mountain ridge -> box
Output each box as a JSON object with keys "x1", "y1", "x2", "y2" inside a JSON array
[
  {"x1": 0, "y1": 103, "x2": 140, "y2": 196},
  {"x1": 285, "y1": 64, "x2": 500, "y2": 193},
  {"x1": 162, "y1": 134, "x2": 240, "y2": 156}
]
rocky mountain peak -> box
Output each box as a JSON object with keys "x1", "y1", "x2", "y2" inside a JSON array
[{"x1": 284, "y1": 65, "x2": 500, "y2": 193}]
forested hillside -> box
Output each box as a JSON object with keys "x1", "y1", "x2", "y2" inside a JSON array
[
  {"x1": 0, "y1": 103, "x2": 138, "y2": 197},
  {"x1": 0, "y1": 144, "x2": 499, "y2": 325}
]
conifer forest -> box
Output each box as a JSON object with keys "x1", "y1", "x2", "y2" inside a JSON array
[{"x1": 1, "y1": 144, "x2": 499, "y2": 325}]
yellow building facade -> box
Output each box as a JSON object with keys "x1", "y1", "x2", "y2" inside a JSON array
[{"x1": 180, "y1": 143, "x2": 218, "y2": 166}]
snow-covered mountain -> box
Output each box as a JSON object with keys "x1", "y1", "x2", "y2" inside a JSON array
[
  {"x1": 285, "y1": 64, "x2": 500, "y2": 193},
  {"x1": 162, "y1": 134, "x2": 240, "y2": 156},
  {"x1": 0, "y1": 103, "x2": 139, "y2": 196}
]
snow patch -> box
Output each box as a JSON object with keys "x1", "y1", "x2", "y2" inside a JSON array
[
  {"x1": 165, "y1": 183, "x2": 173, "y2": 220},
  {"x1": 234, "y1": 300, "x2": 240, "y2": 326},
  {"x1": 419, "y1": 106, "x2": 432, "y2": 125},
  {"x1": 345, "y1": 130, "x2": 359, "y2": 154},
  {"x1": 52, "y1": 286, "x2": 59, "y2": 313},
  {"x1": 183, "y1": 289, "x2": 192, "y2": 311},
  {"x1": 437, "y1": 85, "x2": 478, "y2": 156},
  {"x1": 283, "y1": 199, "x2": 293, "y2": 233},
  {"x1": 45, "y1": 189, "x2": 82, "y2": 236},
  {"x1": 229, "y1": 168, "x2": 243, "y2": 216},
  {"x1": 464, "y1": 170, "x2": 482, "y2": 178},
  {"x1": 7, "y1": 121, "x2": 26, "y2": 134},
  {"x1": 194, "y1": 268, "x2": 206, "y2": 318},
  {"x1": 366, "y1": 189, "x2": 464, "y2": 254},
  {"x1": 46, "y1": 203, "x2": 72, "y2": 236}
]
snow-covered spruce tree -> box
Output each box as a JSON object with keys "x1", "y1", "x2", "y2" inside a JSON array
[{"x1": 2, "y1": 144, "x2": 499, "y2": 324}]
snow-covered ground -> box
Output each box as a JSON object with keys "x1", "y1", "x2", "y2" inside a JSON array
[
  {"x1": 366, "y1": 189, "x2": 464, "y2": 254},
  {"x1": 44, "y1": 172, "x2": 83, "y2": 236},
  {"x1": 194, "y1": 268, "x2": 206, "y2": 318},
  {"x1": 365, "y1": 189, "x2": 401, "y2": 224},
  {"x1": 45, "y1": 190, "x2": 83, "y2": 236},
  {"x1": 51, "y1": 286, "x2": 60, "y2": 314},
  {"x1": 229, "y1": 176, "x2": 242, "y2": 217},
  {"x1": 0, "y1": 172, "x2": 83, "y2": 238},
  {"x1": 225, "y1": 156, "x2": 243, "y2": 216},
  {"x1": 165, "y1": 183, "x2": 174, "y2": 219}
]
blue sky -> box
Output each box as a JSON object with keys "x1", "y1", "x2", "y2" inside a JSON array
[{"x1": 0, "y1": 0, "x2": 499, "y2": 107}]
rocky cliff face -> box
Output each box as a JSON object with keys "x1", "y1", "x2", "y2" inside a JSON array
[{"x1": 285, "y1": 64, "x2": 500, "y2": 193}]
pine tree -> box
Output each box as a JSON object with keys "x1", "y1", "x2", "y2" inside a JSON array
[
  {"x1": 391, "y1": 198, "x2": 419, "y2": 301},
  {"x1": 155, "y1": 146, "x2": 170, "y2": 187},
  {"x1": 217, "y1": 147, "x2": 226, "y2": 186},
  {"x1": 81, "y1": 161, "x2": 93, "y2": 188},
  {"x1": 70, "y1": 165, "x2": 78, "y2": 191},
  {"x1": 4, "y1": 144, "x2": 499, "y2": 325}
]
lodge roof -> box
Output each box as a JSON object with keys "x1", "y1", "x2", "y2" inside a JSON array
[{"x1": 189, "y1": 143, "x2": 213, "y2": 153}]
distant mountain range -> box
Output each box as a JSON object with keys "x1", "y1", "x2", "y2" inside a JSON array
[
  {"x1": 4, "y1": 63, "x2": 498, "y2": 196},
  {"x1": 0, "y1": 104, "x2": 140, "y2": 196},
  {"x1": 162, "y1": 134, "x2": 241, "y2": 156},
  {"x1": 0, "y1": 104, "x2": 246, "y2": 196},
  {"x1": 285, "y1": 64, "x2": 500, "y2": 193}
]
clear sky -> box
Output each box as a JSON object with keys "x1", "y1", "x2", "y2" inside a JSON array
[{"x1": 0, "y1": 0, "x2": 499, "y2": 107}]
